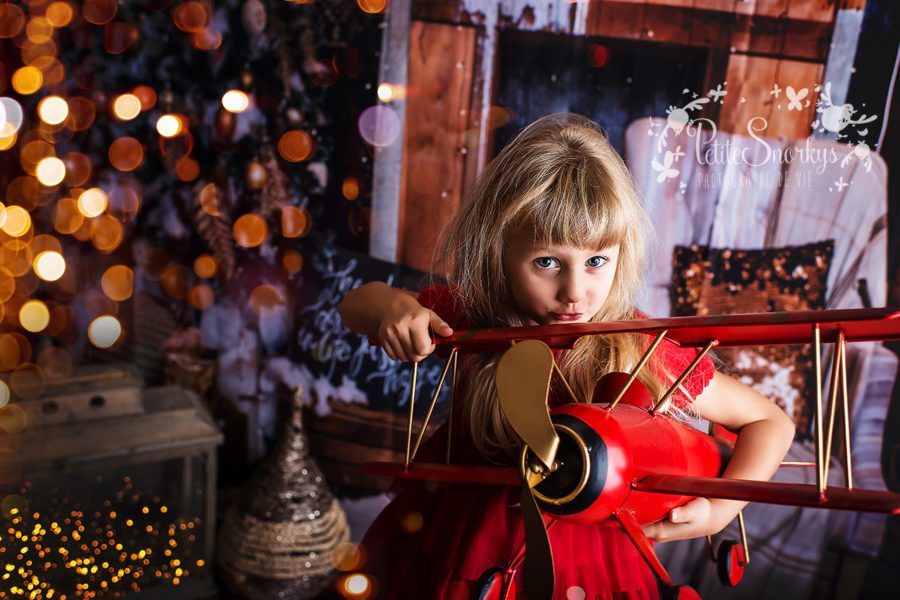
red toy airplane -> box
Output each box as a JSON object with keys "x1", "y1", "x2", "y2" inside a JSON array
[{"x1": 364, "y1": 307, "x2": 900, "y2": 599}]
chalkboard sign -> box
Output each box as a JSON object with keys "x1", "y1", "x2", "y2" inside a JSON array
[{"x1": 290, "y1": 245, "x2": 453, "y2": 492}]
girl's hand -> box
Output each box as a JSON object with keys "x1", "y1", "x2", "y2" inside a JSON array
[
  {"x1": 377, "y1": 297, "x2": 454, "y2": 363},
  {"x1": 641, "y1": 497, "x2": 738, "y2": 543}
]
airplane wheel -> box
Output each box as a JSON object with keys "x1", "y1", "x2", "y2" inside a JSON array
[
  {"x1": 474, "y1": 567, "x2": 504, "y2": 600},
  {"x1": 662, "y1": 584, "x2": 701, "y2": 600},
  {"x1": 716, "y1": 540, "x2": 746, "y2": 587}
]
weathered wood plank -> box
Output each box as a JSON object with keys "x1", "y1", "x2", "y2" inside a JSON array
[
  {"x1": 400, "y1": 21, "x2": 476, "y2": 272},
  {"x1": 719, "y1": 54, "x2": 781, "y2": 136},
  {"x1": 767, "y1": 59, "x2": 823, "y2": 139}
]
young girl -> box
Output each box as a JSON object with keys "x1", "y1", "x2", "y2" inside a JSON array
[{"x1": 339, "y1": 113, "x2": 795, "y2": 599}]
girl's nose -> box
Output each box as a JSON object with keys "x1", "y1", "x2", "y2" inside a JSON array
[{"x1": 559, "y1": 273, "x2": 586, "y2": 304}]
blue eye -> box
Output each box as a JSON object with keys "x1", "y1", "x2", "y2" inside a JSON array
[
  {"x1": 587, "y1": 256, "x2": 608, "y2": 268},
  {"x1": 533, "y1": 257, "x2": 558, "y2": 269}
]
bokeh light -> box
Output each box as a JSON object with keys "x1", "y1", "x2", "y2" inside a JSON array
[
  {"x1": 88, "y1": 315, "x2": 122, "y2": 348},
  {"x1": 54, "y1": 197, "x2": 84, "y2": 234},
  {"x1": 357, "y1": 0, "x2": 386, "y2": 14},
  {"x1": 156, "y1": 114, "x2": 183, "y2": 138},
  {"x1": 233, "y1": 213, "x2": 267, "y2": 247},
  {"x1": 341, "y1": 572, "x2": 372, "y2": 598},
  {"x1": 0, "y1": 334, "x2": 19, "y2": 369},
  {"x1": 21, "y1": 139, "x2": 55, "y2": 176},
  {"x1": 19, "y1": 300, "x2": 50, "y2": 332},
  {"x1": 33, "y1": 251, "x2": 65, "y2": 281},
  {"x1": 11, "y1": 66, "x2": 42, "y2": 95},
  {"x1": 376, "y1": 83, "x2": 400, "y2": 102},
  {"x1": 198, "y1": 183, "x2": 219, "y2": 216},
  {"x1": 277, "y1": 130, "x2": 314, "y2": 162},
  {"x1": 342, "y1": 176, "x2": 360, "y2": 201},
  {"x1": 46, "y1": 2, "x2": 75, "y2": 27},
  {"x1": 0, "y1": 201, "x2": 6, "y2": 228},
  {"x1": 160, "y1": 265, "x2": 189, "y2": 299},
  {"x1": 193, "y1": 255, "x2": 217, "y2": 279},
  {"x1": 188, "y1": 284, "x2": 214, "y2": 310},
  {"x1": 0, "y1": 404, "x2": 28, "y2": 433},
  {"x1": 0, "y1": 5, "x2": 25, "y2": 39},
  {"x1": 281, "y1": 206, "x2": 311, "y2": 238},
  {"x1": 10, "y1": 362, "x2": 45, "y2": 401},
  {"x1": 358, "y1": 105, "x2": 401, "y2": 147},
  {"x1": 330, "y1": 541, "x2": 365, "y2": 571},
  {"x1": 36, "y1": 156, "x2": 66, "y2": 186},
  {"x1": 0, "y1": 97, "x2": 24, "y2": 134},
  {"x1": 113, "y1": 93, "x2": 142, "y2": 120},
  {"x1": 90, "y1": 214, "x2": 125, "y2": 252},
  {"x1": 249, "y1": 285, "x2": 286, "y2": 318},
  {"x1": 174, "y1": 156, "x2": 199, "y2": 182},
  {"x1": 132, "y1": 85, "x2": 157, "y2": 110},
  {"x1": 83, "y1": 0, "x2": 118, "y2": 25},
  {"x1": 221, "y1": 90, "x2": 249, "y2": 113},
  {"x1": 25, "y1": 16, "x2": 53, "y2": 44},
  {"x1": 1, "y1": 206, "x2": 31, "y2": 237},
  {"x1": 0, "y1": 268, "x2": 14, "y2": 303},
  {"x1": 63, "y1": 152, "x2": 92, "y2": 186},
  {"x1": 108, "y1": 136, "x2": 144, "y2": 171},
  {"x1": 0, "y1": 381, "x2": 8, "y2": 409},
  {"x1": 37, "y1": 95, "x2": 69, "y2": 125},
  {"x1": 281, "y1": 250, "x2": 303, "y2": 275},
  {"x1": 101, "y1": 265, "x2": 134, "y2": 301},
  {"x1": 78, "y1": 187, "x2": 108, "y2": 217},
  {"x1": 65, "y1": 96, "x2": 96, "y2": 131},
  {"x1": 173, "y1": 1, "x2": 208, "y2": 33}
]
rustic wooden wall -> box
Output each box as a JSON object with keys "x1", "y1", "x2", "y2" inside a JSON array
[{"x1": 389, "y1": 0, "x2": 867, "y2": 270}]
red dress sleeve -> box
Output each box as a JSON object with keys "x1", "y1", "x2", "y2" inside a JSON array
[
  {"x1": 417, "y1": 283, "x2": 466, "y2": 329},
  {"x1": 650, "y1": 339, "x2": 715, "y2": 410}
]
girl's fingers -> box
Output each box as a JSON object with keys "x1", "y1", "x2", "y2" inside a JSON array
[
  {"x1": 411, "y1": 320, "x2": 436, "y2": 358},
  {"x1": 429, "y1": 311, "x2": 454, "y2": 337},
  {"x1": 382, "y1": 335, "x2": 402, "y2": 362},
  {"x1": 397, "y1": 328, "x2": 427, "y2": 362}
]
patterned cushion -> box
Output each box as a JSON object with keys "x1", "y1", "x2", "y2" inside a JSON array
[{"x1": 670, "y1": 240, "x2": 834, "y2": 439}]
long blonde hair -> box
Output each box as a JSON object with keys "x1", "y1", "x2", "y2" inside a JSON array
[{"x1": 434, "y1": 113, "x2": 676, "y2": 461}]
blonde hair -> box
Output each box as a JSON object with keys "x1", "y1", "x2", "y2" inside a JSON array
[{"x1": 434, "y1": 113, "x2": 682, "y2": 461}]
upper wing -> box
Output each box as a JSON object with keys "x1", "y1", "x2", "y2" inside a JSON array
[{"x1": 422, "y1": 307, "x2": 900, "y2": 354}]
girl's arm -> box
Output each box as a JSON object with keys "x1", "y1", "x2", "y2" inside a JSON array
[
  {"x1": 338, "y1": 281, "x2": 454, "y2": 362},
  {"x1": 642, "y1": 371, "x2": 796, "y2": 542}
]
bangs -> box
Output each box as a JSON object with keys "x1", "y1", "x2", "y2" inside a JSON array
[{"x1": 516, "y1": 157, "x2": 629, "y2": 251}]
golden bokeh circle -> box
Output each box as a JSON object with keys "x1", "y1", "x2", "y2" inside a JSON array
[
  {"x1": 108, "y1": 136, "x2": 144, "y2": 172},
  {"x1": 101, "y1": 265, "x2": 133, "y2": 301},
  {"x1": 0, "y1": 404, "x2": 27, "y2": 434},
  {"x1": 198, "y1": 183, "x2": 219, "y2": 216},
  {"x1": 113, "y1": 93, "x2": 141, "y2": 121},
  {"x1": 233, "y1": 213, "x2": 267, "y2": 248},
  {"x1": 36, "y1": 156, "x2": 66, "y2": 186},
  {"x1": 89, "y1": 214, "x2": 124, "y2": 253},
  {"x1": 160, "y1": 265, "x2": 189, "y2": 299},
  {"x1": 222, "y1": 90, "x2": 249, "y2": 113},
  {"x1": 0, "y1": 4, "x2": 26, "y2": 38},
  {"x1": 65, "y1": 96, "x2": 96, "y2": 132},
  {"x1": 54, "y1": 197, "x2": 84, "y2": 234},
  {"x1": 19, "y1": 300, "x2": 50, "y2": 332},
  {"x1": 280, "y1": 206, "x2": 311, "y2": 238},
  {"x1": 357, "y1": 0, "x2": 387, "y2": 14},
  {"x1": 174, "y1": 156, "x2": 199, "y2": 182},
  {"x1": 193, "y1": 255, "x2": 217, "y2": 279},
  {"x1": 172, "y1": 1, "x2": 208, "y2": 33},
  {"x1": 0, "y1": 334, "x2": 20, "y2": 370},
  {"x1": 12, "y1": 66, "x2": 43, "y2": 95},
  {"x1": 249, "y1": 284, "x2": 287, "y2": 318},
  {"x1": 33, "y1": 251, "x2": 65, "y2": 281},
  {"x1": 1, "y1": 206, "x2": 31, "y2": 237},
  {"x1": 277, "y1": 130, "x2": 314, "y2": 162},
  {"x1": 83, "y1": 0, "x2": 118, "y2": 25},
  {"x1": 63, "y1": 152, "x2": 92, "y2": 187},
  {"x1": 156, "y1": 114, "x2": 182, "y2": 138},
  {"x1": 281, "y1": 249, "x2": 303, "y2": 275},
  {"x1": 46, "y1": 2, "x2": 74, "y2": 27},
  {"x1": 342, "y1": 176, "x2": 360, "y2": 201},
  {"x1": 77, "y1": 187, "x2": 108, "y2": 217},
  {"x1": 37, "y1": 96, "x2": 69, "y2": 125}
]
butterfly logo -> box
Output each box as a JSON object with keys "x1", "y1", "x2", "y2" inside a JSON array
[
  {"x1": 651, "y1": 146, "x2": 684, "y2": 183},
  {"x1": 786, "y1": 86, "x2": 810, "y2": 111}
]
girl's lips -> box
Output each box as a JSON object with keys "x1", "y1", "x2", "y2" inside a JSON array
[{"x1": 551, "y1": 313, "x2": 583, "y2": 322}]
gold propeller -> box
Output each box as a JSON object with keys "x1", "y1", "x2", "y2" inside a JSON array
[{"x1": 496, "y1": 340, "x2": 560, "y2": 600}]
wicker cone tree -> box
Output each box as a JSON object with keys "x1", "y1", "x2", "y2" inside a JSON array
[{"x1": 216, "y1": 386, "x2": 350, "y2": 598}]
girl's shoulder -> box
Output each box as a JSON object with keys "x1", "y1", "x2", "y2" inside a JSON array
[{"x1": 417, "y1": 283, "x2": 467, "y2": 329}]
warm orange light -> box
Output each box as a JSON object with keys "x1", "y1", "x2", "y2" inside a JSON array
[
  {"x1": 188, "y1": 284, "x2": 214, "y2": 310},
  {"x1": 90, "y1": 215, "x2": 124, "y2": 253},
  {"x1": 174, "y1": 156, "x2": 199, "y2": 182},
  {"x1": 63, "y1": 152, "x2": 92, "y2": 186},
  {"x1": 160, "y1": 265, "x2": 189, "y2": 299},
  {"x1": 193, "y1": 255, "x2": 217, "y2": 279},
  {"x1": 0, "y1": 201, "x2": 6, "y2": 228},
  {"x1": 0, "y1": 5, "x2": 25, "y2": 39},
  {"x1": 277, "y1": 130, "x2": 314, "y2": 162},
  {"x1": 65, "y1": 96, "x2": 96, "y2": 131},
  {"x1": 0, "y1": 127, "x2": 17, "y2": 150},
  {"x1": 19, "y1": 300, "x2": 50, "y2": 332},
  {"x1": 342, "y1": 176, "x2": 360, "y2": 201},
  {"x1": 108, "y1": 137, "x2": 144, "y2": 172},
  {"x1": 1, "y1": 206, "x2": 30, "y2": 237},
  {"x1": 233, "y1": 213, "x2": 267, "y2": 248},
  {"x1": 357, "y1": 0, "x2": 386, "y2": 14},
  {"x1": 46, "y1": 2, "x2": 75, "y2": 28},
  {"x1": 53, "y1": 197, "x2": 83, "y2": 234},
  {"x1": 132, "y1": 85, "x2": 157, "y2": 110},
  {"x1": 156, "y1": 114, "x2": 183, "y2": 138},
  {"x1": 77, "y1": 188, "x2": 108, "y2": 217},
  {"x1": 113, "y1": 94, "x2": 141, "y2": 121},
  {"x1": 198, "y1": 183, "x2": 219, "y2": 216},
  {"x1": 36, "y1": 157, "x2": 66, "y2": 186},
  {"x1": 173, "y1": 1, "x2": 208, "y2": 33},
  {"x1": 37, "y1": 96, "x2": 69, "y2": 125},
  {"x1": 33, "y1": 251, "x2": 65, "y2": 281},
  {"x1": 88, "y1": 315, "x2": 122, "y2": 348},
  {"x1": 376, "y1": 83, "x2": 397, "y2": 102},
  {"x1": 249, "y1": 285, "x2": 286, "y2": 318},
  {"x1": 342, "y1": 572, "x2": 372, "y2": 597},
  {"x1": 281, "y1": 206, "x2": 311, "y2": 238},
  {"x1": 11, "y1": 66, "x2": 43, "y2": 95},
  {"x1": 21, "y1": 139, "x2": 55, "y2": 176},
  {"x1": 101, "y1": 265, "x2": 133, "y2": 301},
  {"x1": 192, "y1": 28, "x2": 222, "y2": 51},
  {"x1": 83, "y1": 0, "x2": 117, "y2": 25},
  {"x1": 221, "y1": 90, "x2": 249, "y2": 113},
  {"x1": 25, "y1": 16, "x2": 53, "y2": 44},
  {"x1": 281, "y1": 250, "x2": 303, "y2": 274}
]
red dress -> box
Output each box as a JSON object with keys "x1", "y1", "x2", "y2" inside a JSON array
[{"x1": 360, "y1": 285, "x2": 714, "y2": 599}]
